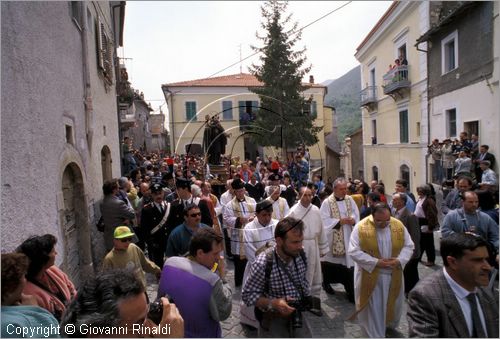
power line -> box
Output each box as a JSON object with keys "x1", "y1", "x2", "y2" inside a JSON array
[{"x1": 206, "y1": 1, "x2": 352, "y2": 79}]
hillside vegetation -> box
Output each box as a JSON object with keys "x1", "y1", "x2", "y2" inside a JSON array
[{"x1": 324, "y1": 66, "x2": 361, "y2": 141}]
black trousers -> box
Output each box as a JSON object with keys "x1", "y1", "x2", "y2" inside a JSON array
[
  {"x1": 223, "y1": 228, "x2": 233, "y2": 258},
  {"x1": 419, "y1": 232, "x2": 435, "y2": 263},
  {"x1": 233, "y1": 256, "x2": 247, "y2": 287},
  {"x1": 403, "y1": 257, "x2": 420, "y2": 294},
  {"x1": 321, "y1": 261, "x2": 354, "y2": 300},
  {"x1": 146, "y1": 237, "x2": 166, "y2": 268}
]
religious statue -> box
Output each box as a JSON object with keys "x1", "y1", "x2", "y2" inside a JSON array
[{"x1": 203, "y1": 115, "x2": 228, "y2": 165}]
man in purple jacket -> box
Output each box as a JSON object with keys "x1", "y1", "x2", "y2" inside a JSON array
[{"x1": 157, "y1": 227, "x2": 232, "y2": 338}]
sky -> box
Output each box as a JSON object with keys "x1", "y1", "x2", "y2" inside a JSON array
[{"x1": 120, "y1": 1, "x2": 392, "y2": 114}]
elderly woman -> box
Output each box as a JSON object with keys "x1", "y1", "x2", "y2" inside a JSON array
[
  {"x1": 2, "y1": 253, "x2": 60, "y2": 337},
  {"x1": 415, "y1": 185, "x2": 439, "y2": 267},
  {"x1": 16, "y1": 234, "x2": 76, "y2": 321}
]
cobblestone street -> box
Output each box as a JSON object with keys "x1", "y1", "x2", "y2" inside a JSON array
[{"x1": 144, "y1": 231, "x2": 500, "y2": 338}]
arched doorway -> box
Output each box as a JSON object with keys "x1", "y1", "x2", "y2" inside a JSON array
[
  {"x1": 400, "y1": 164, "x2": 411, "y2": 189},
  {"x1": 61, "y1": 163, "x2": 86, "y2": 287},
  {"x1": 101, "y1": 146, "x2": 112, "y2": 182}
]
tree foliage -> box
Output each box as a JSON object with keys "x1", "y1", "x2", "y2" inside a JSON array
[{"x1": 249, "y1": 1, "x2": 322, "y2": 151}]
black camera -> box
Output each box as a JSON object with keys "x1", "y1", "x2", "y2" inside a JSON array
[
  {"x1": 148, "y1": 295, "x2": 174, "y2": 325},
  {"x1": 287, "y1": 297, "x2": 312, "y2": 329}
]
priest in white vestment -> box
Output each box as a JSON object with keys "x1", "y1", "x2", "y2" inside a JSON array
[
  {"x1": 240, "y1": 200, "x2": 278, "y2": 328},
  {"x1": 265, "y1": 173, "x2": 290, "y2": 220},
  {"x1": 223, "y1": 178, "x2": 256, "y2": 287},
  {"x1": 319, "y1": 178, "x2": 360, "y2": 301},
  {"x1": 287, "y1": 186, "x2": 328, "y2": 306},
  {"x1": 348, "y1": 204, "x2": 414, "y2": 338}
]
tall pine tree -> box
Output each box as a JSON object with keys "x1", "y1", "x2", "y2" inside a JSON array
[{"x1": 249, "y1": 0, "x2": 321, "y2": 157}]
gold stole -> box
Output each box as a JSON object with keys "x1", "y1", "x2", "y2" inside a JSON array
[
  {"x1": 328, "y1": 195, "x2": 353, "y2": 255},
  {"x1": 351, "y1": 216, "x2": 404, "y2": 324},
  {"x1": 231, "y1": 197, "x2": 255, "y2": 259}
]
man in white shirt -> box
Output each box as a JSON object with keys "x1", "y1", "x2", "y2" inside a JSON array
[
  {"x1": 287, "y1": 186, "x2": 328, "y2": 315},
  {"x1": 348, "y1": 204, "x2": 414, "y2": 337},
  {"x1": 223, "y1": 178, "x2": 256, "y2": 287},
  {"x1": 319, "y1": 177, "x2": 360, "y2": 302},
  {"x1": 240, "y1": 200, "x2": 278, "y2": 328},
  {"x1": 265, "y1": 173, "x2": 290, "y2": 221}
]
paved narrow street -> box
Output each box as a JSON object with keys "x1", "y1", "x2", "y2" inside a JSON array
[{"x1": 145, "y1": 231, "x2": 500, "y2": 338}]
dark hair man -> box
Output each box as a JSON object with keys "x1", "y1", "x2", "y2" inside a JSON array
[
  {"x1": 61, "y1": 269, "x2": 184, "y2": 338},
  {"x1": 165, "y1": 204, "x2": 210, "y2": 257},
  {"x1": 100, "y1": 179, "x2": 137, "y2": 251},
  {"x1": 242, "y1": 217, "x2": 312, "y2": 337},
  {"x1": 407, "y1": 233, "x2": 498, "y2": 337},
  {"x1": 158, "y1": 228, "x2": 232, "y2": 338}
]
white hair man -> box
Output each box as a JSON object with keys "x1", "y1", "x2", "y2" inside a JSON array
[{"x1": 319, "y1": 177, "x2": 360, "y2": 302}]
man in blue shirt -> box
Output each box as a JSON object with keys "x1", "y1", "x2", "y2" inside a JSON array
[{"x1": 166, "y1": 204, "x2": 210, "y2": 257}]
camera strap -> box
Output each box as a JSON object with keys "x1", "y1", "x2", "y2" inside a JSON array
[{"x1": 274, "y1": 251, "x2": 306, "y2": 301}]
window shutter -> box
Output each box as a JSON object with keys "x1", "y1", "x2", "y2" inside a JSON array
[
  {"x1": 311, "y1": 101, "x2": 317, "y2": 119},
  {"x1": 96, "y1": 18, "x2": 105, "y2": 69},
  {"x1": 222, "y1": 101, "x2": 232, "y2": 120}
]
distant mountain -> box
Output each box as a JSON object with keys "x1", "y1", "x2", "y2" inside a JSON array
[
  {"x1": 324, "y1": 66, "x2": 361, "y2": 142},
  {"x1": 320, "y1": 79, "x2": 335, "y2": 86}
]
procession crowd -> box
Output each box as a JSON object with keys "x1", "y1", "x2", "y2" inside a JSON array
[{"x1": 2, "y1": 138, "x2": 499, "y2": 338}]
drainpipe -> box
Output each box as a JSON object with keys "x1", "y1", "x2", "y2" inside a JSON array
[
  {"x1": 81, "y1": 1, "x2": 93, "y2": 149},
  {"x1": 416, "y1": 40, "x2": 431, "y2": 183}
]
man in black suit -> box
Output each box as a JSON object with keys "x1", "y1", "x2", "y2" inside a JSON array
[
  {"x1": 474, "y1": 145, "x2": 496, "y2": 182},
  {"x1": 392, "y1": 192, "x2": 421, "y2": 295},
  {"x1": 141, "y1": 183, "x2": 170, "y2": 268},
  {"x1": 166, "y1": 177, "x2": 212, "y2": 238}
]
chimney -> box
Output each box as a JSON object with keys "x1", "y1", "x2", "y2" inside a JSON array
[{"x1": 309, "y1": 75, "x2": 314, "y2": 84}]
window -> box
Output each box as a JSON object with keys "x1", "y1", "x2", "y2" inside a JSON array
[
  {"x1": 222, "y1": 101, "x2": 233, "y2": 120},
  {"x1": 185, "y1": 101, "x2": 197, "y2": 121},
  {"x1": 310, "y1": 101, "x2": 317, "y2": 119},
  {"x1": 65, "y1": 125, "x2": 74, "y2": 145},
  {"x1": 239, "y1": 100, "x2": 258, "y2": 131},
  {"x1": 96, "y1": 17, "x2": 113, "y2": 84},
  {"x1": 441, "y1": 31, "x2": 458, "y2": 74},
  {"x1": 399, "y1": 110, "x2": 409, "y2": 143},
  {"x1": 371, "y1": 119, "x2": 377, "y2": 144},
  {"x1": 446, "y1": 108, "x2": 457, "y2": 138},
  {"x1": 372, "y1": 166, "x2": 379, "y2": 181}
]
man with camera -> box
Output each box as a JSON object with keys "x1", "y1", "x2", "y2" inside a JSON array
[
  {"x1": 157, "y1": 227, "x2": 232, "y2": 338},
  {"x1": 61, "y1": 268, "x2": 184, "y2": 338},
  {"x1": 242, "y1": 217, "x2": 312, "y2": 337}
]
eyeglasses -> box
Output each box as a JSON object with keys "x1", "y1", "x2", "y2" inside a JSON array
[
  {"x1": 189, "y1": 212, "x2": 201, "y2": 217},
  {"x1": 120, "y1": 237, "x2": 133, "y2": 243}
]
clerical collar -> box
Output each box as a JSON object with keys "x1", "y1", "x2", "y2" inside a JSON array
[{"x1": 335, "y1": 196, "x2": 345, "y2": 201}]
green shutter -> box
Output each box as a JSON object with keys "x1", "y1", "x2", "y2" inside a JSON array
[
  {"x1": 222, "y1": 101, "x2": 233, "y2": 120},
  {"x1": 399, "y1": 110, "x2": 408, "y2": 143},
  {"x1": 185, "y1": 101, "x2": 197, "y2": 121},
  {"x1": 311, "y1": 101, "x2": 317, "y2": 119}
]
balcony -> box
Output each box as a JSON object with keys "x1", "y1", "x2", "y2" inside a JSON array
[
  {"x1": 119, "y1": 102, "x2": 136, "y2": 129},
  {"x1": 383, "y1": 65, "x2": 411, "y2": 99},
  {"x1": 360, "y1": 86, "x2": 377, "y2": 110}
]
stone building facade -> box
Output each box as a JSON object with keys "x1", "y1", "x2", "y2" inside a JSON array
[{"x1": 1, "y1": 1, "x2": 126, "y2": 287}]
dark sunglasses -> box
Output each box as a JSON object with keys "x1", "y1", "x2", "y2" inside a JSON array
[
  {"x1": 189, "y1": 212, "x2": 201, "y2": 217},
  {"x1": 120, "y1": 237, "x2": 133, "y2": 243}
]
